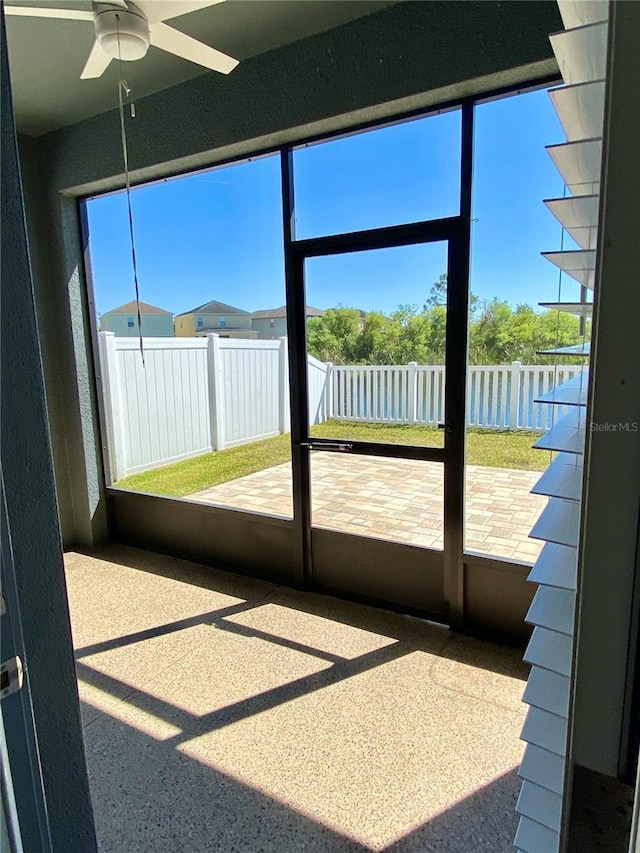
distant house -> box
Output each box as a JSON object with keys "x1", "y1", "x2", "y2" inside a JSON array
[
  {"x1": 99, "y1": 300, "x2": 174, "y2": 336},
  {"x1": 251, "y1": 305, "x2": 325, "y2": 339},
  {"x1": 175, "y1": 300, "x2": 258, "y2": 339}
]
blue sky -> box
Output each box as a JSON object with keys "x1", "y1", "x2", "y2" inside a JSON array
[{"x1": 86, "y1": 87, "x2": 577, "y2": 319}]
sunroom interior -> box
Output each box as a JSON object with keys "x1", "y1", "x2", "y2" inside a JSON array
[{"x1": 2, "y1": 1, "x2": 640, "y2": 852}]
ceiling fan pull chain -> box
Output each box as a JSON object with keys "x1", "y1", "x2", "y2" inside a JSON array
[
  {"x1": 116, "y1": 17, "x2": 145, "y2": 366},
  {"x1": 119, "y1": 78, "x2": 135, "y2": 117}
]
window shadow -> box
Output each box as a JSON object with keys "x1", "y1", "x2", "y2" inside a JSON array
[
  {"x1": 68, "y1": 543, "x2": 527, "y2": 851},
  {"x1": 71, "y1": 542, "x2": 528, "y2": 682},
  {"x1": 84, "y1": 705, "x2": 521, "y2": 852}
]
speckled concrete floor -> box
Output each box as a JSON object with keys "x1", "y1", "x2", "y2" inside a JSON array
[{"x1": 65, "y1": 544, "x2": 528, "y2": 853}]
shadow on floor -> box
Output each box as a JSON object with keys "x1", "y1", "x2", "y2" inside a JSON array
[
  {"x1": 85, "y1": 703, "x2": 521, "y2": 852},
  {"x1": 72, "y1": 542, "x2": 529, "y2": 682},
  {"x1": 68, "y1": 543, "x2": 527, "y2": 852}
]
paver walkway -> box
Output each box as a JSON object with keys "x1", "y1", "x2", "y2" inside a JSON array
[{"x1": 190, "y1": 456, "x2": 545, "y2": 563}]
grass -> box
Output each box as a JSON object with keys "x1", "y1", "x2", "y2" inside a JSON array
[
  {"x1": 116, "y1": 421, "x2": 545, "y2": 497},
  {"x1": 313, "y1": 421, "x2": 546, "y2": 470},
  {"x1": 117, "y1": 433, "x2": 292, "y2": 497}
]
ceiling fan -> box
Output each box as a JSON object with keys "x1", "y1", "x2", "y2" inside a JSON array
[{"x1": 4, "y1": 0, "x2": 239, "y2": 79}]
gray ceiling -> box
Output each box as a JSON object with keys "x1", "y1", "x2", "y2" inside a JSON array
[{"x1": 6, "y1": 0, "x2": 395, "y2": 136}]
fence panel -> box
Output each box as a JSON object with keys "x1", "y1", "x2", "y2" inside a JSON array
[
  {"x1": 467, "y1": 366, "x2": 511, "y2": 429},
  {"x1": 519, "y1": 365, "x2": 582, "y2": 430},
  {"x1": 307, "y1": 355, "x2": 330, "y2": 425},
  {"x1": 104, "y1": 335, "x2": 211, "y2": 477},
  {"x1": 217, "y1": 339, "x2": 281, "y2": 447},
  {"x1": 416, "y1": 366, "x2": 445, "y2": 425},
  {"x1": 327, "y1": 363, "x2": 586, "y2": 430},
  {"x1": 330, "y1": 365, "x2": 412, "y2": 423}
]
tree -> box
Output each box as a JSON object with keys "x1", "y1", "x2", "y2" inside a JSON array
[
  {"x1": 306, "y1": 307, "x2": 361, "y2": 363},
  {"x1": 424, "y1": 273, "x2": 479, "y2": 316},
  {"x1": 468, "y1": 298, "x2": 585, "y2": 364},
  {"x1": 355, "y1": 311, "x2": 400, "y2": 364},
  {"x1": 305, "y1": 279, "x2": 587, "y2": 366},
  {"x1": 423, "y1": 274, "x2": 447, "y2": 310}
]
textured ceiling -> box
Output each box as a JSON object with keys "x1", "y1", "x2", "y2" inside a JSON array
[{"x1": 5, "y1": 0, "x2": 395, "y2": 136}]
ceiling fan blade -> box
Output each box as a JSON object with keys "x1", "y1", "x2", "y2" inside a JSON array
[
  {"x1": 149, "y1": 21, "x2": 238, "y2": 74},
  {"x1": 138, "y1": 1, "x2": 226, "y2": 25},
  {"x1": 3, "y1": 6, "x2": 93, "y2": 20},
  {"x1": 80, "y1": 40, "x2": 113, "y2": 79}
]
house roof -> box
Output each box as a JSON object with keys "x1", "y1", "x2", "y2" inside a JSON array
[
  {"x1": 177, "y1": 300, "x2": 250, "y2": 317},
  {"x1": 251, "y1": 305, "x2": 324, "y2": 320},
  {"x1": 102, "y1": 300, "x2": 173, "y2": 317}
]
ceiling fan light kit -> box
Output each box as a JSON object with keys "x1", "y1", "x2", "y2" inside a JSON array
[
  {"x1": 5, "y1": 0, "x2": 239, "y2": 78},
  {"x1": 96, "y1": 5, "x2": 150, "y2": 61}
]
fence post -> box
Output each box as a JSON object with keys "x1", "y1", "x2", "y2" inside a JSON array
[
  {"x1": 97, "y1": 331, "x2": 127, "y2": 482},
  {"x1": 278, "y1": 337, "x2": 290, "y2": 433},
  {"x1": 324, "y1": 363, "x2": 333, "y2": 422},
  {"x1": 207, "y1": 333, "x2": 225, "y2": 450},
  {"x1": 408, "y1": 362, "x2": 418, "y2": 425},
  {"x1": 510, "y1": 361, "x2": 522, "y2": 431}
]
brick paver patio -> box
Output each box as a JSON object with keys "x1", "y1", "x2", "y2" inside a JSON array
[{"x1": 190, "y1": 456, "x2": 546, "y2": 563}]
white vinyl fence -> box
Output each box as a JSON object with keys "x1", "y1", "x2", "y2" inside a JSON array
[
  {"x1": 98, "y1": 332, "x2": 328, "y2": 482},
  {"x1": 330, "y1": 362, "x2": 583, "y2": 430},
  {"x1": 98, "y1": 332, "x2": 585, "y2": 482}
]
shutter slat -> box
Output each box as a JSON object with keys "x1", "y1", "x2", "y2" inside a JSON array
[
  {"x1": 534, "y1": 422, "x2": 585, "y2": 455},
  {"x1": 546, "y1": 138, "x2": 601, "y2": 192},
  {"x1": 537, "y1": 341, "x2": 590, "y2": 358},
  {"x1": 539, "y1": 301, "x2": 593, "y2": 317},
  {"x1": 550, "y1": 22, "x2": 608, "y2": 85},
  {"x1": 548, "y1": 80, "x2": 606, "y2": 142},
  {"x1": 563, "y1": 225, "x2": 599, "y2": 250},
  {"x1": 516, "y1": 779, "x2": 563, "y2": 832},
  {"x1": 545, "y1": 194, "x2": 599, "y2": 230},
  {"x1": 528, "y1": 542, "x2": 577, "y2": 591},
  {"x1": 526, "y1": 586, "x2": 576, "y2": 636},
  {"x1": 518, "y1": 744, "x2": 565, "y2": 795},
  {"x1": 524, "y1": 626, "x2": 573, "y2": 677},
  {"x1": 529, "y1": 498, "x2": 581, "y2": 548},
  {"x1": 542, "y1": 249, "x2": 596, "y2": 289},
  {"x1": 557, "y1": 0, "x2": 608, "y2": 29},
  {"x1": 514, "y1": 815, "x2": 560, "y2": 853},
  {"x1": 521, "y1": 706, "x2": 568, "y2": 758},
  {"x1": 535, "y1": 371, "x2": 589, "y2": 406},
  {"x1": 531, "y1": 453, "x2": 584, "y2": 501},
  {"x1": 523, "y1": 666, "x2": 570, "y2": 718}
]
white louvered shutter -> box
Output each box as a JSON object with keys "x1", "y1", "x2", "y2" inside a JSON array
[{"x1": 514, "y1": 2, "x2": 609, "y2": 850}]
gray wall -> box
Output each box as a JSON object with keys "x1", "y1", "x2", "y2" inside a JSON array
[
  {"x1": 1, "y1": 11, "x2": 96, "y2": 850},
  {"x1": 17, "y1": 0, "x2": 560, "y2": 546}
]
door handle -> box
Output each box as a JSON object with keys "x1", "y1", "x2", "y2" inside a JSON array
[{"x1": 299, "y1": 440, "x2": 353, "y2": 452}]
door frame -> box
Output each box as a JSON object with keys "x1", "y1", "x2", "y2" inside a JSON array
[
  {"x1": 96, "y1": 82, "x2": 557, "y2": 640},
  {"x1": 281, "y1": 103, "x2": 473, "y2": 626}
]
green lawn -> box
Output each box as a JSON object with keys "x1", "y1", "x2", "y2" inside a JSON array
[
  {"x1": 312, "y1": 421, "x2": 546, "y2": 470},
  {"x1": 116, "y1": 421, "x2": 545, "y2": 497}
]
